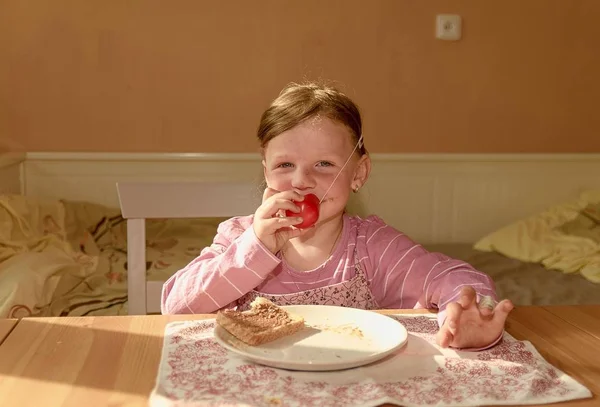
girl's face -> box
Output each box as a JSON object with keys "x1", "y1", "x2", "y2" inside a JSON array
[{"x1": 262, "y1": 117, "x2": 370, "y2": 226}]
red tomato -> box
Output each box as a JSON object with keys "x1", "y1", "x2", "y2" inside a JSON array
[{"x1": 286, "y1": 193, "x2": 320, "y2": 229}]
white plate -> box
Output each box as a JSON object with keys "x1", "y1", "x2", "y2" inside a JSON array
[{"x1": 213, "y1": 305, "x2": 408, "y2": 371}]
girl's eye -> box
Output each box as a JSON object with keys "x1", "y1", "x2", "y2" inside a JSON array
[
  {"x1": 277, "y1": 162, "x2": 293, "y2": 168},
  {"x1": 317, "y1": 161, "x2": 334, "y2": 167}
]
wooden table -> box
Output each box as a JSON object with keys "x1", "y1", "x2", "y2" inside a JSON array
[{"x1": 0, "y1": 306, "x2": 598, "y2": 407}]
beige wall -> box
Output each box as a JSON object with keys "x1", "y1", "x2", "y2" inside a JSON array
[{"x1": 1, "y1": 0, "x2": 599, "y2": 154}]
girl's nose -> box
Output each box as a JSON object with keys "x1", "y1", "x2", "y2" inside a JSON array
[{"x1": 291, "y1": 168, "x2": 316, "y2": 191}]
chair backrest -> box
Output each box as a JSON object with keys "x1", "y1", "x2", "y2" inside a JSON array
[{"x1": 116, "y1": 181, "x2": 262, "y2": 315}]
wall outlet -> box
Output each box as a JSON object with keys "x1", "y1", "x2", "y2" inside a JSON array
[{"x1": 436, "y1": 14, "x2": 462, "y2": 41}]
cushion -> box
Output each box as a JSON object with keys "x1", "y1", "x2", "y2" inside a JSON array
[{"x1": 474, "y1": 190, "x2": 600, "y2": 283}]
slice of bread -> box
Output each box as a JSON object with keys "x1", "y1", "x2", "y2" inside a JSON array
[{"x1": 216, "y1": 297, "x2": 305, "y2": 346}]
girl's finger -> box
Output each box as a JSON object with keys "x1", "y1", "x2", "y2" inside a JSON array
[
  {"x1": 457, "y1": 286, "x2": 477, "y2": 309},
  {"x1": 262, "y1": 187, "x2": 280, "y2": 203},
  {"x1": 492, "y1": 299, "x2": 514, "y2": 324},
  {"x1": 444, "y1": 302, "x2": 463, "y2": 336},
  {"x1": 257, "y1": 199, "x2": 300, "y2": 219},
  {"x1": 436, "y1": 325, "x2": 454, "y2": 348},
  {"x1": 478, "y1": 295, "x2": 496, "y2": 317},
  {"x1": 263, "y1": 188, "x2": 305, "y2": 203},
  {"x1": 261, "y1": 216, "x2": 303, "y2": 232}
]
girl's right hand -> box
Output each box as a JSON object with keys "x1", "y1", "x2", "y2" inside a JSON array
[{"x1": 253, "y1": 188, "x2": 307, "y2": 254}]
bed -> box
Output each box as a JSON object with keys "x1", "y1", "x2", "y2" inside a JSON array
[{"x1": 1, "y1": 152, "x2": 599, "y2": 318}]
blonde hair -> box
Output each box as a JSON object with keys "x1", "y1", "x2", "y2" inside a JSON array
[{"x1": 257, "y1": 82, "x2": 367, "y2": 155}]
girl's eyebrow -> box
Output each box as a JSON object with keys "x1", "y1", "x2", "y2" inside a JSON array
[
  {"x1": 269, "y1": 152, "x2": 346, "y2": 162},
  {"x1": 318, "y1": 153, "x2": 347, "y2": 162},
  {"x1": 269, "y1": 154, "x2": 292, "y2": 161}
]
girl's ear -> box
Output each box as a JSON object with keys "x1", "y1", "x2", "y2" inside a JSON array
[{"x1": 352, "y1": 154, "x2": 371, "y2": 191}]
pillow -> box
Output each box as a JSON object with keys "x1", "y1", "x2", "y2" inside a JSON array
[{"x1": 474, "y1": 190, "x2": 600, "y2": 284}]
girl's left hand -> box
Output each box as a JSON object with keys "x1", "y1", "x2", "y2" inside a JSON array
[{"x1": 436, "y1": 286, "x2": 514, "y2": 349}]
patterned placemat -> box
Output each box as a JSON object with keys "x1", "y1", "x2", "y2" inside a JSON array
[{"x1": 150, "y1": 315, "x2": 591, "y2": 407}]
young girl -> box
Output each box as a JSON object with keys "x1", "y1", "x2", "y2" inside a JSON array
[{"x1": 161, "y1": 82, "x2": 514, "y2": 350}]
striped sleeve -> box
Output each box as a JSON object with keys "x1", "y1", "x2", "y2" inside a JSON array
[
  {"x1": 361, "y1": 216, "x2": 498, "y2": 325},
  {"x1": 161, "y1": 216, "x2": 280, "y2": 314}
]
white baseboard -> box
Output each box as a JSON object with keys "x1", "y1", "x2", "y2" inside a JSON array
[{"x1": 21, "y1": 152, "x2": 600, "y2": 244}]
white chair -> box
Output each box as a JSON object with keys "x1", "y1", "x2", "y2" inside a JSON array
[{"x1": 116, "y1": 181, "x2": 262, "y2": 315}]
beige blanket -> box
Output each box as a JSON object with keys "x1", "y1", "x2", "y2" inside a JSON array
[
  {"x1": 0, "y1": 194, "x2": 224, "y2": 318},
  {"x1": 474, "y1": 190, "x2": 600, "y2": 283}
]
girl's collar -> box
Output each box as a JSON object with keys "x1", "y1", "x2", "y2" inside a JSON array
[{"x1": 281, "y1": 214, "x2": 348, "y2": 276}]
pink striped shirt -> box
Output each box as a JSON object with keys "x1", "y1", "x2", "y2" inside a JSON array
[{"x1": 161, "y1": 214, "x2": 498, "y2": 329}]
